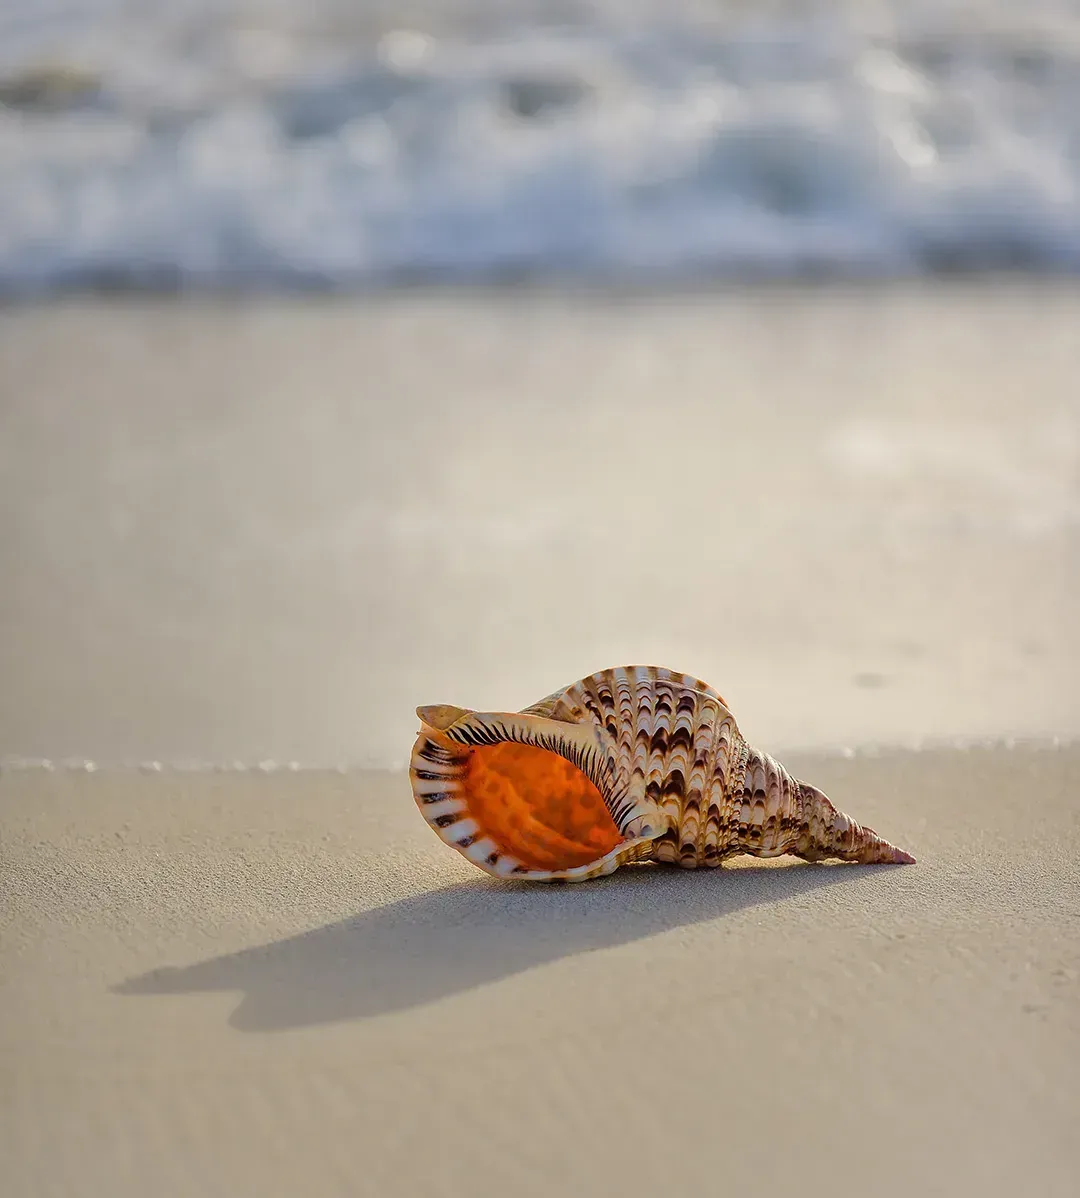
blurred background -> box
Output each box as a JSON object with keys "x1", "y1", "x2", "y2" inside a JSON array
[
  {"x1": 4, "y1": 0, "x2": 1080, "y2": 288},
  {"x1": 0, "y1": 0, "x2": 1077, "y2": 766}
]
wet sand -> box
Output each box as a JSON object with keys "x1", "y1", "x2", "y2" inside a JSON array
[
  {"x1": 1, "y1": 286, "x2": 1078, "y2": 765},
  {"x1": 2, "y1": 745, "x2": 1079, "y2": 1197}
]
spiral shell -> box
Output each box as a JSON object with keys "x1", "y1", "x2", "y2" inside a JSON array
[{"x1": 410, "y1": 665, "x2": 915, "y2": 882}]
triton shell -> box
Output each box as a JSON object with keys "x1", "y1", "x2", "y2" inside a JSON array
[{"x1": 410, "y1": 666, "x2": 915, "y2": 882}]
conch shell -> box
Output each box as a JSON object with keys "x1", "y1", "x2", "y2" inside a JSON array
[{"x1": 410, "y1": 666, "x2": 915, "y2": 882}]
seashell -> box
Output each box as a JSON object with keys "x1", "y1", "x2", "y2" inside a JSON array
[{"x1": 409, "y1": 666, "x2": 915, "y2": 882}]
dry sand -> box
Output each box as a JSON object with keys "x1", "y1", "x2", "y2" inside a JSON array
[
  {"x1": 2, "y1": 747, "x2": 1079, "y2": 1198},
  {"x1": 1, "y1": 285, "x2": 1079, "y2": 1196}
]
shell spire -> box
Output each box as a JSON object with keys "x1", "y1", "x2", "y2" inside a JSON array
[
  {"x1": 793, "y1": 781, "x2": 916, "y2": 865},
  {"x1": 410, "y1": 666, "x2": 915, "y2": 882}
]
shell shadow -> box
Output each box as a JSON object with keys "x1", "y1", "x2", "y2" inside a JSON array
[{"x1": 115, "y1": 862, "x2": 882, "y2": 1032}]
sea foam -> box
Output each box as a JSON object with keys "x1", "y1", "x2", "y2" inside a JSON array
[{"x1": 1, "y1": 0, "x2": 1079, "y2": 291}]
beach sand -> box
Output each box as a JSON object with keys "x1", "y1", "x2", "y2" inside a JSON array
[
  {"x1": 1, "y1": 286, "x2": 1077, "y2": 765},
  {"x1": 2, "y1": 747, "x2": 1079, "y2": 1197},
  {"x1": 1, "y1": 285, "x2": 1078, "y2": 1195}
]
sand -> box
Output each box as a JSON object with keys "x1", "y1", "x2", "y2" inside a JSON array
[
  {"x1": 1, "y1": 285, "x2": 1078, "y2": 765},
  {"x1": 1, "y1": 285, "x2": 1079, "y2": 1196},
  {"x1": 2, "y1": 747, "x2": 1079, "y2": 1198}
]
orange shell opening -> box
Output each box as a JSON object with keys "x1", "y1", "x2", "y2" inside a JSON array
[{"x1": 463, "y1": 741, "x2": 623, "y2": 872}]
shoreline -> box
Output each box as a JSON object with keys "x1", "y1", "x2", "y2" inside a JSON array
[
  {"x1": 5, "y1": 272, "x2": 1080, "y2": 305},
  {"x1": 2, "y1": 729, "x2": 1077, "y2": 774}
]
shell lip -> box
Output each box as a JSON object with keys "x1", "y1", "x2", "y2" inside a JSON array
[
  {"x1": 409, "y1": 710, "x2": 664, "y2": 881},
  {"x1": 504, "y1": 836, "x2": 656, "y2": 883}
]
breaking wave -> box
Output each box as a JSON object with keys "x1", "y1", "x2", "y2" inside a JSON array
[{"x1": 2, "y1": 0, "x2": 1079, "y2": 292}]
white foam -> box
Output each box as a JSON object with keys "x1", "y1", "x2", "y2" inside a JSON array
[{"x1": 1, "y1": 1, "x2": 1080, "y2": 290}]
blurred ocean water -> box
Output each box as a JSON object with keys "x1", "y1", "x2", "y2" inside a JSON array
[{"x1": 1, "y1": 0, "x2": 1079, "y2": 292}]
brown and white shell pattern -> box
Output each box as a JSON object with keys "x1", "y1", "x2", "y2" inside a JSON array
[{"x1": 410, "y1": 665, "x2": 915, "y2": 882}]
